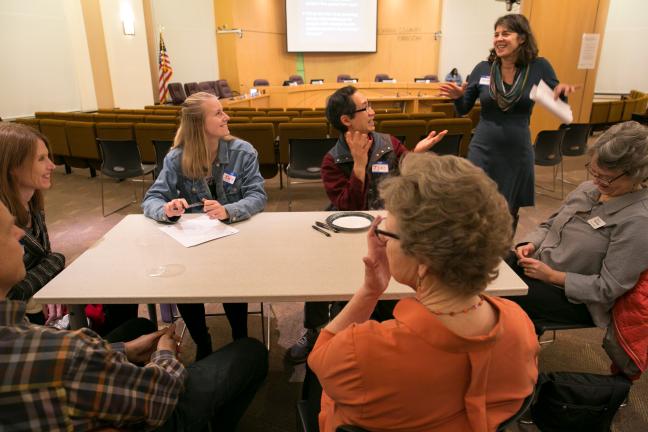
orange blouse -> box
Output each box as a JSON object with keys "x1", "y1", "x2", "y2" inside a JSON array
[{"x1": 308, "y1": 296, "x2": 538, "y2": 432}]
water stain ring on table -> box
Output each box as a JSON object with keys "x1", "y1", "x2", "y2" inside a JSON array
[{"x1": 325, "y1": 212, "x2": 375, "y2": 232}]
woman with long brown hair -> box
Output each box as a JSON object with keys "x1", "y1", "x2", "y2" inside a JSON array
[{"x1": 0, "y1": 122, "x2": 65, "y2": 324}]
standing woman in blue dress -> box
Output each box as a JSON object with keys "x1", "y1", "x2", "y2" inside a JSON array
[{"x1": 440, "y1": 14, "x2": 577, "y2": 230}]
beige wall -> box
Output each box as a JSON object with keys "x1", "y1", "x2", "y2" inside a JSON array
[
  {"x1": 521, "y1": 0, "x2": 610, "y2": 137},
  {"x1": 215, "y1": 0, "x2": 443, "y2": 94}
]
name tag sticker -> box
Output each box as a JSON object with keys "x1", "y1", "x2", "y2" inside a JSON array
[
  {"x1": 371, "y1": 162, "x2": 389, "y2": 174},
  {"x1": 479, "y1": 76, "x2": 491, "y2": 86},
  {"x1": 587, "y1": 216, "x2": 607, "y2": 229},
  {"x1": 223, "y1": 171, "x2": 236, "y2": 184}
]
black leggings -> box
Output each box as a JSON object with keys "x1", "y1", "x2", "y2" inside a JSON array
[
  {"x1": 504, "y1": 252, "x2": 594, "y2": 332},
  {"x1": 177, "y1": 303, "x2": 249, "y2": 345}
]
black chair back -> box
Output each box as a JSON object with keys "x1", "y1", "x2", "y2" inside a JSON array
[
  {"x1": 560, "y1": 123, "x2": 590, "y2": 156},
  {"x1": 97, "y1": 139, "x2": 147, "y2": 179},
  {"x1": 534, "y1": 129, "x2": 566, "y2": 166},
  {"x1": 431, "y1": 134, "x2": 462, "y2": 156},
  {"x1": 167, "y1": 83, "x2": 186, "y2": 105},
  {"x1": 152, "y1": 139, "x2": 173, "y2": 179},
  {"x1": 287, "y1": 138, "x2": 337, "y2": 179}
]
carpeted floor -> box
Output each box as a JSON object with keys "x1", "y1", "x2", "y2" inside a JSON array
[{"x1": 41, "y1": 144, "x2": 647, "y2": 431}]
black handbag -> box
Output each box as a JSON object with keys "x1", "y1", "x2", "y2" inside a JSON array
[{"x1": 531, "y1": 372, "x2": 632, "y2": 432}]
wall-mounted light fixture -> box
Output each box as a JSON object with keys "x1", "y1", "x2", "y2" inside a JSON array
[
  {"x1": 121, "y1": 1, "x2": 135, "y2": 36},
  {"x1": 216, "y1": 25, "x2": 243, "y2": 39}
]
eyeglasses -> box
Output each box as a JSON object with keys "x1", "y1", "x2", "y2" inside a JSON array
[
  {"x1": 585, "y1": 162, "x2": 627, "y2": 187},
  {"x1": 352, "y1": 102, "x2": 372, "y2": 114},
  {"x1": 374, "y1": 227, "x2": 400, "y2": 241}
]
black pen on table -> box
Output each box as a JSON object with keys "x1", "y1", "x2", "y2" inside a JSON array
[
  {"x1": 315, "y1": 221, "x2": 339, "y2": 233},
  {"x1": 312, "y1": 225, "x2": 331, "y2": 237}
]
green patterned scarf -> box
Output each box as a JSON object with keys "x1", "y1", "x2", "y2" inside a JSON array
[{"x1": 489, "y1": 59, "x2": 530, "y2": 112}]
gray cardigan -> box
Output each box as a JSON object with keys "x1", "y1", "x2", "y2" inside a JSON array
[{"x1": 523, "y1": 181, "x2": 648, "y2": 327}]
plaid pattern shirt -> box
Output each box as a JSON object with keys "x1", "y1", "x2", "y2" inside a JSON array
[{"x1": 0, "y1": 300, "x2": 187, "y2": 431}]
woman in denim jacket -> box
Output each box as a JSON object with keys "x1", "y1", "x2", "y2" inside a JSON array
[{"x1": 142, "y1": 92, "x2": 267, "y2": 360}]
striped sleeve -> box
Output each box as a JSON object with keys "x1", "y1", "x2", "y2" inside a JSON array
[
  {"x1": 64, "y1": 329, "x2": 187, "y2": 429},
  {"x1": 8, "y1": 252, "x2": 65, "y2": 301}
]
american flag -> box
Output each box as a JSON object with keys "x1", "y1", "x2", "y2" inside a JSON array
[{"x1": 158, "y1": 33, "x2": 173, "y2": 103}]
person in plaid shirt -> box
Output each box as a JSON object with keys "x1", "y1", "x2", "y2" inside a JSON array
[{"x1": 0, "y1": 202, "x2": 268, "y2": 431}]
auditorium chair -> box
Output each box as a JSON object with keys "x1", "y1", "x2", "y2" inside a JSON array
[
  {"x1": 96, "y1": 122, "x2": 135, "y2": 141},
  {"x1": 374, "y1": 73, "x2": 393, "y2": 82},
  {"x1": 145, "y1": 115, "x2": 177, "y2": 124},
  {"x1": 292, "y1": 117, "x2": 327, "y2": 123},
  {"x1": 183, "y1": 82, "x2": 200, "y2": 96},
  {"x1": 607, "y1": 100, "x2": 624, "y2": 124},
  {"x1": 93, "y1": 113, "x2": 117, "y2": 123},
  {"x1": 39, "y1": 119, "x2": 71, "y2": 171},
  {"x1": 65, "y1": 121, "x2": 100, "y2": 176},
  {"x1": 426, "y1": 118, "x2": 473, "y2": 157},
  {"x1": 589, "y1": 101, "x2": 611, "y2": 130},
  {"x1": 249, "y1": 116, "x2": 290, "y2": 138},
  {"x1": 198, "y1": 81, "x2": 217, "y2": 96},
  {"x1": 216, "y1": 79, "x2": 235, "y2": 98},
  {"x1": 253, "y1": 78, "x2": 269, "y2": 86},
  {"x1": 301, "y1": 110, "x2": 326, "y2": 117},
  {"x1": 378, "y1": 120, "x2": 427, "y2": 150},
  {"x1": 167, "y1": 82, "x2": 186, "y2": 105},
  {"x1": 134, "y1": 123, "x2": 177, "y2": 164},
  {"x1": 227, "y1": 123, "x2": 277, "y2": 179},
  {"x1": 430, "y1": 103, "x2": 457, "y2": 118},
  {"x1": 288, "y1": 74, "x2": 304, "y2": 85},
  {"x1": 408, "y1": 112, "x2": 446, "y2": 121},
  {"x1": 14, "y1": 118, "x2": 41, "y2": 131},
  {"x1": 115, "y1": 114, "x2": 145, "y2": 124}
]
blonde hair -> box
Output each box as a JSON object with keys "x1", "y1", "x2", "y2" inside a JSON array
[
  {"x1": 173, "y1": 91, "x2": 220, "y2": 179},
  {"x1": 0, "y1": 123, "x2": 49, "y2": 228},
  {"x1": 379, "y1": 153, "x2": 513, "y2": 295}
]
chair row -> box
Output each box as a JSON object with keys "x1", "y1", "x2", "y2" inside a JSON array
[
  {"x1": 224, "y1": 117, "x2": 474, "y2": 177},
  {"x1": 254, "y1": 73, "x2": 441, "y2": 86},
  {"x1": 34, "y1": 112, "x2": 179, "y2": 124},
  {"x1": 14, "y1": 119, "x2": 176, "y2": 175},
  {"x1": 97, "y1": 108, "x2": 180, "y2": 117},
  {"x1": 590, "y1": 95, "x2": 648, "y2": 127}
]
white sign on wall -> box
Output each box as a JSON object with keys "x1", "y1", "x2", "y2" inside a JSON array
[{"x1": 577, "y1": 33, "x2": 600, "y2": 70}]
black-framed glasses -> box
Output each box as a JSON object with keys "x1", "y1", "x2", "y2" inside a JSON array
[
  {"x1": 375, "y1": 228, "x2": 400, "y2": 241},
  {"x1": 585, "y1": 162, "x2": 627, "y2": 187},
  {"x1": 352, "y1": 102, "x2": 372, "y2": 114}
]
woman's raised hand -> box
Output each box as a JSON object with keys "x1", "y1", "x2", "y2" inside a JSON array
[
  {"x1": 362, "y1": 216, "x2": 391, "y2": 298},
  {"x1": 439, "y1": 82, "x2": 467, "y2": 100}
]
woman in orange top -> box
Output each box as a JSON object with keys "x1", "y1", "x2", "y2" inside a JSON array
[{"x1": 308, "y1": 153, "x2": 539, "y2": 432}]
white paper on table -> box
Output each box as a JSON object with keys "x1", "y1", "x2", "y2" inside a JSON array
[
  {"x1": 529, "y1": 79, "x2": 573, "y2": 124},
  {"x1": 158, "y1": 214, "x2": 239, "y2": 247}
]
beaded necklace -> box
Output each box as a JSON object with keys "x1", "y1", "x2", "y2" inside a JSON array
[{"x1": 428, "y1": 295, "x2": 486, "y2": 317}]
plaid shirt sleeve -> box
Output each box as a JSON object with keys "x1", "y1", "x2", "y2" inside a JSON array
[{"x1": 64, "y1": 329, "x2": 187, "y2": 429}]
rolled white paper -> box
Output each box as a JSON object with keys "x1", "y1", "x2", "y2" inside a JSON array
[{"x1": 529, "y1": 79, "x2": 573, "y2": 125}]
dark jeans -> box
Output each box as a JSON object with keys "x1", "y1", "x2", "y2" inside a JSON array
[
  {"x1": 504, "y1": 252, "x2": 594, "y2": 332},
  {"x1": 104, "y1": 317, "x2": 158, "y2": 343},
  {"x1": 177, "y1": 303, "x2": 249, "y2": 346},
  {"x1": 26, "y1": 311, "x2": 45, "y2": 325},
  {"x1": 157, "y1": 337, "x2": 269, "y2": 432},
  {"x1": 101, "y1": 303, "x2": 140, "y2": 336},
  {"x1": 303, "y1": 300, "x2": 397, "y2": 329}
]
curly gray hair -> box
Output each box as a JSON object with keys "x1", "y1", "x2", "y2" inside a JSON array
[
  {"x1": 379, "y1": 153, "x2": 513, "y2": 296},
  {"x1": 588, "y1": 121, "x2": 648, "y2": 182}
]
